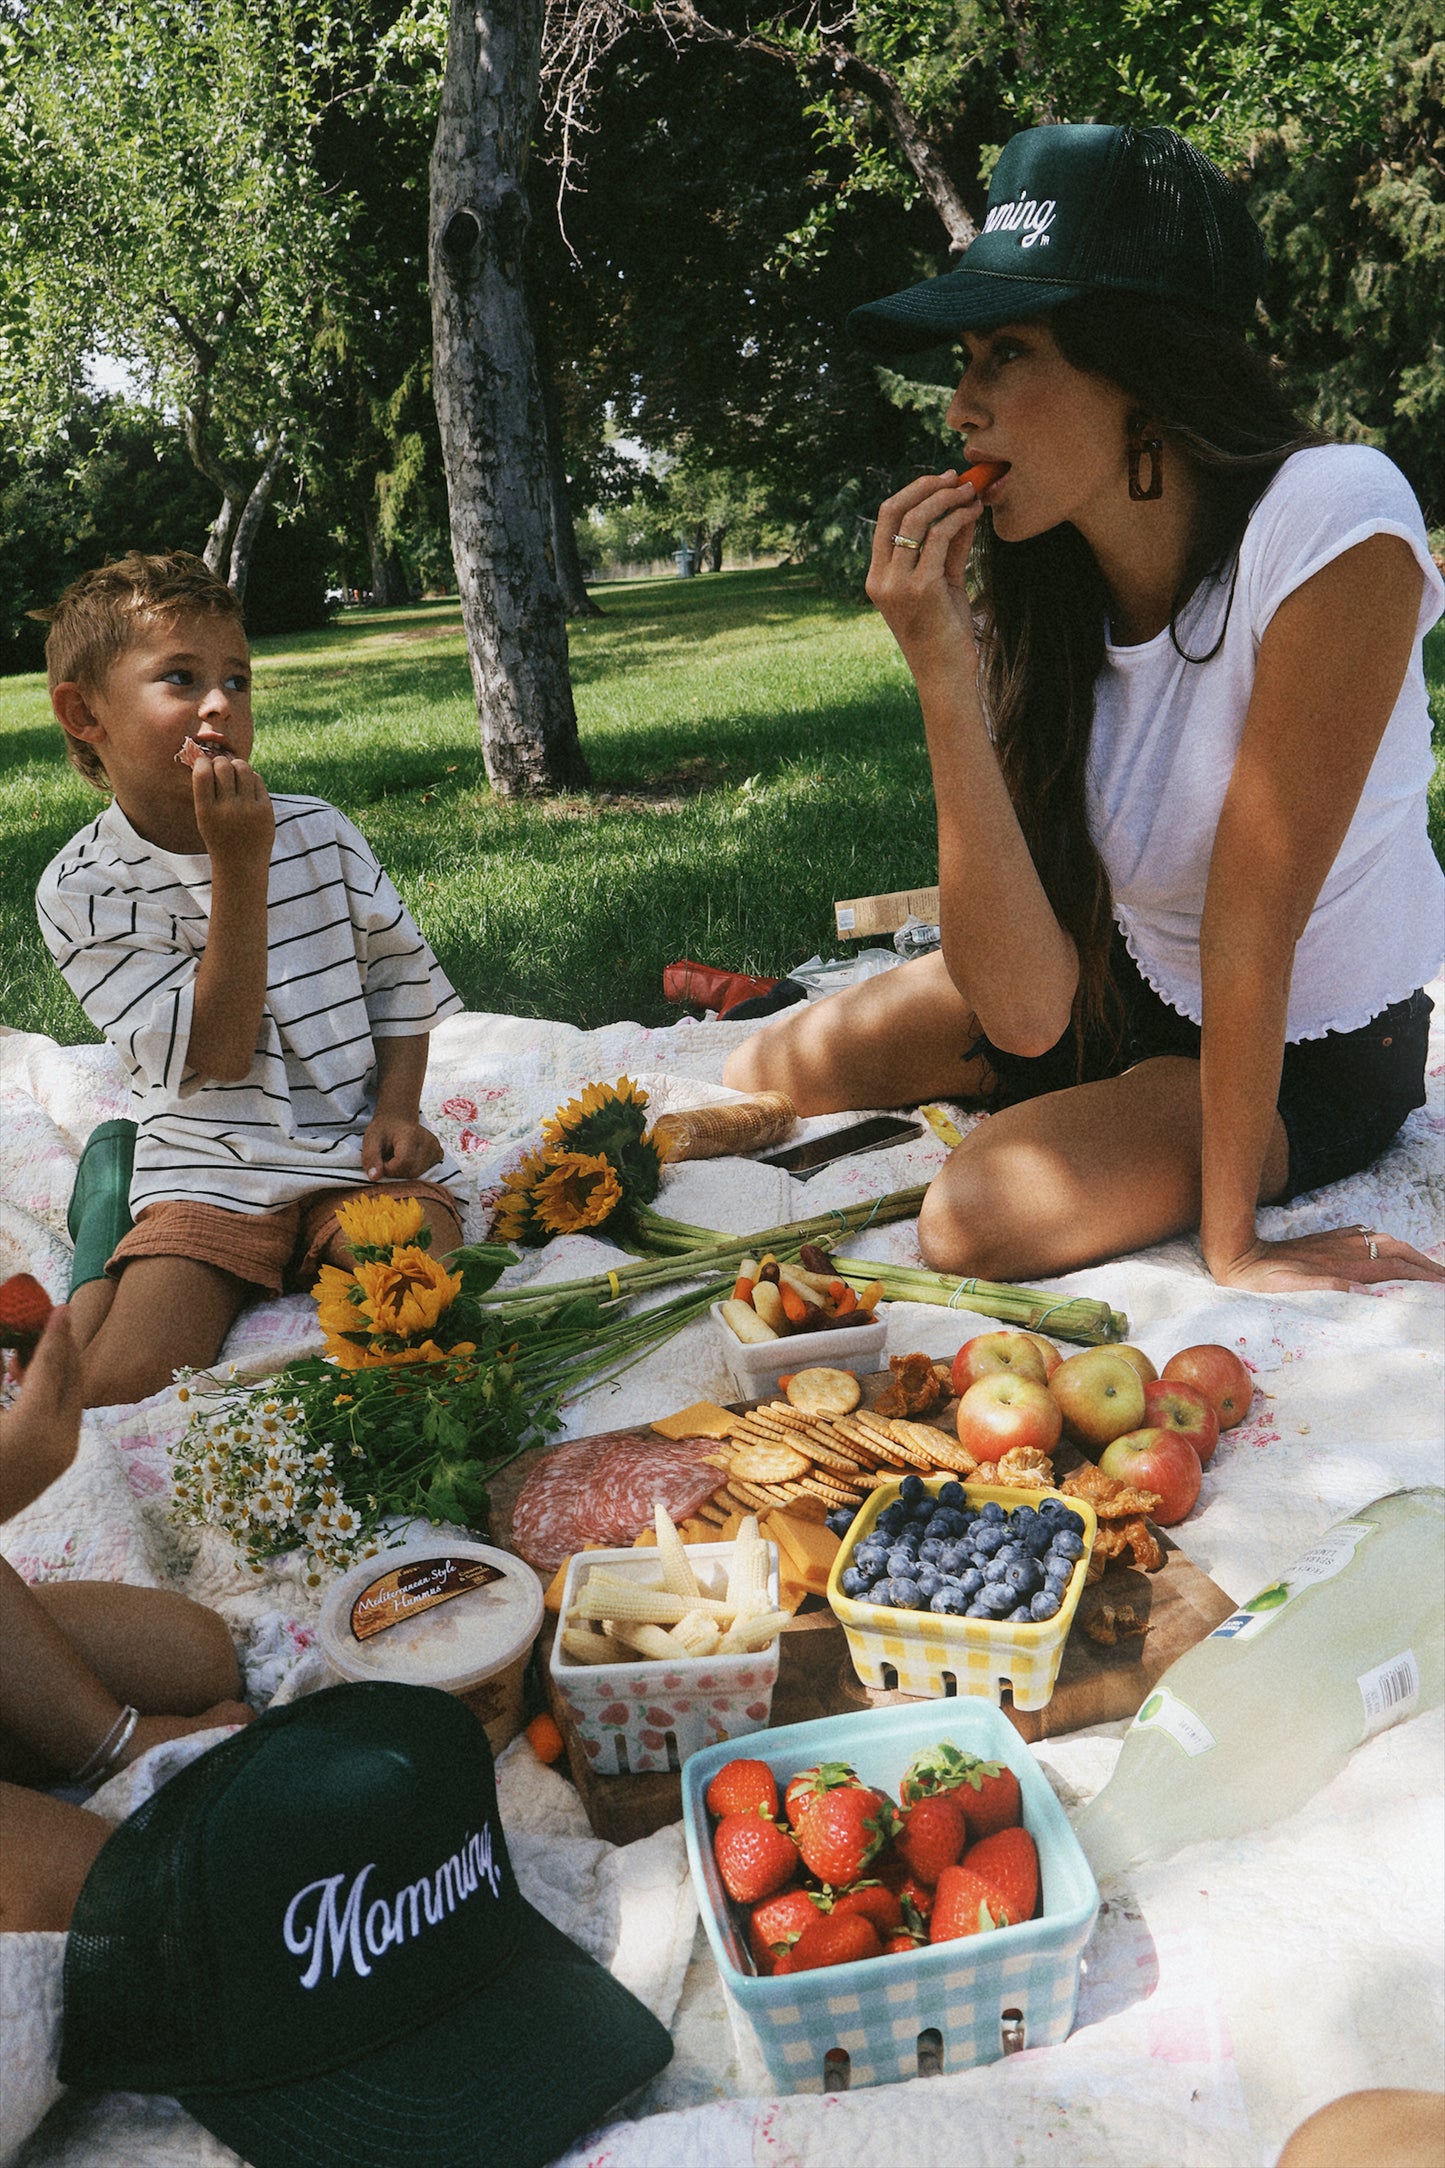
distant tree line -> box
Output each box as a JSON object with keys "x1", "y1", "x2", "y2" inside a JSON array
[{"x1": 1, "y1": 0, "x2": 1438, "y2": 677}]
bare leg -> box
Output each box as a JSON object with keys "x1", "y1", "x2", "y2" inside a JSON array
[
  {"x1": 723, "y1": 951, "x2": 994, "y2": 1113},
  {"x1": 65, "y1": 1273, "x2": 117, "y2": 1352},
  {"x1": 0, "y1": 1782, "x2": 112, "y2": 1930},
  {"x1": 79, "y1": 1255, "x2": 250, "y2": 1408},
  {"x1": 916, "y1": 1056, "x2": 1290, "y2": 1280},
  {"x1": 1276, "y1": 2090, "x2": 1445, "y2": 2168},
  {"x1": 0, "y1": 1308, "x2": 83, "y2": 1521},
  {"x1": 29, "y1": 1582, "x2": 242, "y2": 1713}
]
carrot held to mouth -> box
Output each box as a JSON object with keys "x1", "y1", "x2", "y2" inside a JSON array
[{"x1": 959, "y1": 459, "x2": 1008, "y2": 493}]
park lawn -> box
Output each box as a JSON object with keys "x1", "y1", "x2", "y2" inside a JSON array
[{"x1": 3, "y1": 566, "x2": 1442, "y2": 1049}]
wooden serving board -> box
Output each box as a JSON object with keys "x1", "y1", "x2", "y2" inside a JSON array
[{"x1": 488, "y1": 1385, "x2": 1236, "y2": 1847}]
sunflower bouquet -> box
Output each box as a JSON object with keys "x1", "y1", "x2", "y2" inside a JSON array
[{"x1": 490, "y1": 1078, "x2": 664, "y2": 1246}]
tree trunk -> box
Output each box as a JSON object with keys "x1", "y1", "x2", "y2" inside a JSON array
[
  {"x1": 533, "y1": 274, "x2": 602, "y2": 618},
  {"x1": 203, "y1": 492, "x2": 242, "y2": 577},
  {"x1": 429, "y1": 0, "x2": 590, "y2": 795},
  {"x1": 227, "y1": 437, "x2": 286, "y2": 604},
  {"x1": 364, "y1": 500, "x2": 410, "y2": 606},
  {"x1": 706, "y1": 524, "x2": 727, "y2": 573}
]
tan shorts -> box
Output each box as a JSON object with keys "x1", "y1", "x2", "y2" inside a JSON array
[{"x1": 105, "y1": 1180, "x2": 465, "y2": 1298}]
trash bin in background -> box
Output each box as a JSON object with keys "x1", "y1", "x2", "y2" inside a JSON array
[{"x1": 672, "y1": 548, "x2": 697, "y2": 577}]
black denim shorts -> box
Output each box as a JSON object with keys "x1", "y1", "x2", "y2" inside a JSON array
[{"x1": 976, "y1": 936, "x2": 1433, "y2": 1202}]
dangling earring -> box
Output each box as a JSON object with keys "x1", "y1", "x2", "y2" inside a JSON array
[{"x1": 1127, "y1": 415, "x2": 1164, "y2": 501}]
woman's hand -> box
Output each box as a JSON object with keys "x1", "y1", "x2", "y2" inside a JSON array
[
  {"x1": 1208, "y1": 1225, "x2": 1445, "y2": 1294},
  {"x1": 866, "y1": 469, "x2": 988, "y2": 682}
]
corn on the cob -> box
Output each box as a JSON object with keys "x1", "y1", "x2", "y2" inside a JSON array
[
  {"x1": 671, "y1": 1610, "x2": 722, "y2": 1657},
  {"x1": 559, "y1": 1627, "x2": 633, "y2": 1666},
  {"x1": 608, "y1": 1621, "x2": 690, "y2": 1661},
  {"x1": 717, "y1": 1609, "x2": 789, "y2": 1653}
]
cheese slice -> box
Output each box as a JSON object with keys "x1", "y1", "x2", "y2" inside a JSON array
[
  {"x1": 651, "y1": 1400, "x2": 736, "y2": 1440},
  {"x1": 764, "y1": 1511, "x2": 842, "y2": 1594}
]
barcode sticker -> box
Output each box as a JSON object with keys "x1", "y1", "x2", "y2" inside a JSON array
[
  {"x1": 1358, "y1": 1649, "x2": 1420, "y2": 1735},
  {"x1": 835, "y1": 907, "x2": 856, "y2": 930}
]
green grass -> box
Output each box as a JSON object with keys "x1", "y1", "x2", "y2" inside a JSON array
[{"x1": 4, "y1": 570, "x2": 1442, "y2": 1048}]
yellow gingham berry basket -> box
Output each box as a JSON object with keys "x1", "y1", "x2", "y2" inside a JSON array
[{"x1": 826, "y1": 1477, "x2": 1098, "y2": 1710}]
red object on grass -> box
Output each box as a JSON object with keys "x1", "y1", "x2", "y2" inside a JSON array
[{"x1": 662, "y1": 960, "x2": 779, "y2": 1017}]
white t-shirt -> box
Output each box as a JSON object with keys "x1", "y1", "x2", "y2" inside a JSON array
[
  {"x1": 37, "y1": 794, "x2": 467, "y2": 1214},
  {"x1": 1086, "y1": 444, "x2": 1445, "y2": 1039}
]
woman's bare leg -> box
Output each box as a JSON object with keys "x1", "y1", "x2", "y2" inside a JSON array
[
  {"x1": 723, "y1": 951, "x2": 994, "y2": 1113},
  {"x1": 917, "y1": 1056, "x2": 1290, "y2": 1280},
  {"x1": 0, "y1": 1783, "x2": 112, "y2": 1930},
  {"x1": 28, "y1": 1582, "x2": 243, "y2": 1715},
  {"x1": 78, "y1": 1256, "x2": 250, "y2": 1409}
]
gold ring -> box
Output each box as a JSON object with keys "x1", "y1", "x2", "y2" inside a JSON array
[{"x1": 891, "y1": 533, "x2": 922, "y2": 551}]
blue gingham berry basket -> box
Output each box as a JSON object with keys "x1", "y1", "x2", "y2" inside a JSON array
[{"x1": 681, "y1": 1698, "x2": 1098, "y2": 2094}]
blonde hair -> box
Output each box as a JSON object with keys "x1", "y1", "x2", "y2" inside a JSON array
[{"x1": 39, "y1": 552, "x2": 246, "y2": 790}]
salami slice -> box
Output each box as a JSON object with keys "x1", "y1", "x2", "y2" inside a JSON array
[{"x1": 509, "y1": 1427, "x2": 721, "y2": 1570}]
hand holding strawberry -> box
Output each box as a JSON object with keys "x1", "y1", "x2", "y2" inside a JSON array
[{"x1": 0, "y1": 1274, "x2": 53, "y2": 1371}]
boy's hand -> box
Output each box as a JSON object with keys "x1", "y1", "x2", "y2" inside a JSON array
[
  {"x1": 191, "y1": 752, "x2": 274, "y2": 874},
  {"x1": 361, "y1": 1116, "x2": 444, "y2": 1184}
]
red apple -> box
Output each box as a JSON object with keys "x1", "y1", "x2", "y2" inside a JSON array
[
  {"x1": 950, "y1": 1330, "x2": 1049, "y2": 1396},
  {"x1": 955, "y1": 1372, "x2": 1063, "y2": 1465},
  {"x1": 1097, "y1": 1427, "x2": 1202, "y2": 1525},
  {"x1": 1048, "y1": 1347, "x2": 1146, "y2": 1453},
  {"x1": 1161, "y1": 1344, "x2": 1254, "y2": 1430},
  {"x1": 1141, "y1": 1377, "x2": 1220, "y2": 1466},
  {"x1": 1109, "y1": 1344, "x2": 1159, "y2": 1386}
]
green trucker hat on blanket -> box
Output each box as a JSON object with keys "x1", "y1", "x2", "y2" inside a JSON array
[
  {"x1": 60, "y1": 1681, "x2": 673, "y2": 2168},
  {"x1": 847, "y1": 122, "x2": 1268, "y2": 351}
]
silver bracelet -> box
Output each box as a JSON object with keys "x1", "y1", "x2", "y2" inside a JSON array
[{"x1": 71, "y1": 1704, "x2": 140, "y2": 1787}]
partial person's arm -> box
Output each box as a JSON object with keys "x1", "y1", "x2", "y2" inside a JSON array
[
  {"x1": 866, "y1": 472, "x2": 1079, "y2": 1054},
  {"x1": 1198, "y1": 533, "x2": 1442, "y2": 1291},
  {"x1": 0, "y1": 1309, "x2": 81, "y2": 1522},
  {"x1": 185, "y1": 751, "x2": 275, "y2": 1080},
  {"x1": 361, "y1": 1033, "x2": 444, "y2": 1183}
]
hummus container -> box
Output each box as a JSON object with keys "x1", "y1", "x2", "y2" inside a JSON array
[{"x1": 320, "y1": 1538, "x2": 544, "y2": 1756}]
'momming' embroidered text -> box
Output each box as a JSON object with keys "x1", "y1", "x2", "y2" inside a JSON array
[
  {"x1": 983, "y1": 192, "x2": 1057, "y2": 248},
  {"x1": 283, "y1": 1826, "x2": 502, "y2": 1989}
]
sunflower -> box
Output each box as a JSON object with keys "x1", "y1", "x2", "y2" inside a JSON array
[
  {"x1": 488, "y1": 1147, "x2": 553, "y2": 1246},
  {"x1": 542, "y1": 1076, "x2": 650, "y2": 1158},
  {"x1": 352, "y1": 1247, "x2": 463, "y2": 1339},
  {"x1": 532, "y1": 1150, "x2": 625, "y2": 1235},
  {"x1": 311, "y1": 1262, "x2": 367, "y2": 1339},
  {"x1": 334, "y1": 1192, "x2": 428, "y2": 1255}
]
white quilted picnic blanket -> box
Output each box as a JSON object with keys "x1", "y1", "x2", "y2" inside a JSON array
[{"x1": 2, "y1": 994, "x2": 1442, "y2": 2168}]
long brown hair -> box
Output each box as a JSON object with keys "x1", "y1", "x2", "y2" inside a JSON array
[{"x1": 970, "y1": 292, "x2": 1326, "y2": 1056}]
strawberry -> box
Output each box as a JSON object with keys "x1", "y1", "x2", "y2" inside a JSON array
[
  {"x1": 899, "y1": 1740, "x2": 978, "y2": 1807},
  {"x1": 882, "y1": 1929, "x2": 925, "y2": 1956},
  {"x1": 786, "y1": 1912, "x2": 882, "y2": 1972},
  {"x1": 713, "y1": 1812, "x2": 798, "y2": 1905},
  {"x1": 797, "y1": 1784, "x2": 894, "y2": 1885},
  {"x1": 877, "y1": 1848, "x2": 935, "y2": 1923},
  {"x1": 963, "y1": 1825, "x2": 1039, "y2": 1922},
  {"x1": 829, "y1": 1882, "x2": 903, "y2": 1936},
  {"x1": 895, "y1": 1794, "x2": 968, "y2": 1885},
  {"x1": 929, "y1": 1864, "x2": 1016, "y2": 1944},
  {"x1": 953, "y1": 1756, "x2": 1023, "y2": 1839},
  {"x1": 783, "y1": 1760, "x2": 860, "y2": 1830},
  {"x1": 706, "y1": 1757, "x2": 779, "y2": 1821},
  {"x1": 747, "y1": 1886, "x2": 820, "y2": 1969},
  {"x1": 0, "y1": 1274, "x2": 53, "y2": 1369}
]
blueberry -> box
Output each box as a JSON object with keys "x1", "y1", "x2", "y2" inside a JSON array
[
  {"x1": 1056, "y1": 1509, "x2": 1086, "y2": 1537},
  {"x1": 1022, "y1": 1524, "x2": 1055, "y2": 1557},
  {"x1": 1036, "y1": 1495, "x2": 1065, "y2": 1518},
  {"x1": 957, "y1": 1567, "x2": 984, "y2": 1599},
  {"x1": 908, "y1": 1503, "x2": 936, "y2": 1527},
  {"x1": 869, "y1": 1580, "x2": 895, "y2": 1608},
  {"x1": 979, "y1": 1501, "x2": 1006, "y2": 1524},
  {"x1": 1030, "y1": 1590, "x2": 1063, "y2": 1621},
  {"x1": 826, "y1": 1507, "x2": 856, "y2": 1537},
  {"x1": 840, "y1": 1566, "x2": 874, "y2": 1599},
  {"x1": 1050, "y1": 1531, "x2": 1085, "y2": 1561},
  {"x1": 937, "y1": 1481, "x2": 967, "y2": 1511},
  {"x1": 899, "y1": 1473, "x2": 926, "y2": 1503},
  {"x1": 980, "y1": 1583, "x2": 1015, "y2": 1615},
  {"x1": 886, "y1": 1548, "x2": 917, "y2": 1579},
  {"x1": 855, "y1": 1540, "x2": 889, "y2": 1570},
  {"x1": 918, "y1": 1536, "x2": 947, "y2": 1565},
  {"x1": 994, "y1": 1541, "x2": 1026, "y2": 1565},
  {"x1": 889, "y1": 1577, "x2": 923, "y2": 1610},
  {"x1": 876, "y1": 1505, "x2": 907, "y2": 1536},
  {"x1": 1006, "y1": 1604, "x2": 1034, "y2": 1622},
  {"x1": 982, "y1": 1557, "x2": 1010, "y2": 1585},
  {"x1": 930, "y1": 1585, "x2": 970, "y2": 1614},
  {"x1": 935, "y1": 1543, "x2": 966, "y2": 1575},
  {"x1": 966, "y1": 1600, "x2": 994, "y2": 1617},
  {"x1": 916, "y1": 1570, "x2": 944, "y2": 1603},
  {"x1": 1006, "y1": 1558, "x2": 1043, "y2": 1597},
  {"x1": 930, "y1": 1509, "x2": 966, "y2": 1538},
  {"x1": 1045, "y1": 1564, "x2": 1073, "y2": 1594},
  {"x1": 974, "y1": 1524, "x2": 1007, "y2": 1557}
]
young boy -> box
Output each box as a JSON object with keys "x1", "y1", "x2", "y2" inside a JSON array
[{"x1": 36, "y1": 551, "x2": 468, "y2": 1408}]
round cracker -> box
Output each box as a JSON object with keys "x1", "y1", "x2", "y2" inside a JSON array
[
  {"x1": 783, "y1": 1366, "x2": 862, "y2": 1418},
  {"x1": 730, "y1": 1441, "x2": 810, "y2": 1483},
  {"x1": 799, "y1": 1436, "x2": 866, "y2": 1475}
]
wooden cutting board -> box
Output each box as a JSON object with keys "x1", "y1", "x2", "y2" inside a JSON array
[{"x1": 489, "y1": 1387, "x2": 1237, "y2": 1846}]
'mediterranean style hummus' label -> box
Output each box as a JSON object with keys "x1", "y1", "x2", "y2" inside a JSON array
[{"x1": 350, "y1": 1556, "x2": 504, "y2": 1643}]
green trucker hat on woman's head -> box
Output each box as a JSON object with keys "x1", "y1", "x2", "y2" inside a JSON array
[
  {"x1": 59, "y1": 1681, "x2": 673, "y2": 2168},
  {"x1": 848, "y1": 122, "x2": 1268, "y2": 351}
]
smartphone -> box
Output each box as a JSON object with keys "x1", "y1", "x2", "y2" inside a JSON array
[{"x1": 757, "y1": 1114, "x2": 926, "y2": 1178}]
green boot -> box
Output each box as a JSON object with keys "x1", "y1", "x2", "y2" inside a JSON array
[{"x1": 67, "y1": 1118, "x2": 137, "y2": 1293}]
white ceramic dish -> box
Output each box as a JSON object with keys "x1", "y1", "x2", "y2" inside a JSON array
[{"x1": 709, "y1": 1298, "x2": 888, "y2": 1400}]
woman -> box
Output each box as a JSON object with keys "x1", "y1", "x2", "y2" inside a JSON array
[
  {"x1": 726, "y1": 121, "x2": 1444, "y2": 1295},
  {"x1": 1, "y1": 1306, "x2": 252, "y2": 1930}
]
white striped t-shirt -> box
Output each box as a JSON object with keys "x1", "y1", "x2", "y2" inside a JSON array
[{"x1": 37, "y1": 794, "x2": 468, "y2": 1214}]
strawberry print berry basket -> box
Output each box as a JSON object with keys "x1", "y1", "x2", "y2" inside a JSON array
[
  {"x1": 681, "y1": 1699, "x2": 1098, "y2": 2093},
  {"x1": 549, "y1": 1540, "x2": 781, "y2": 1775}
]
